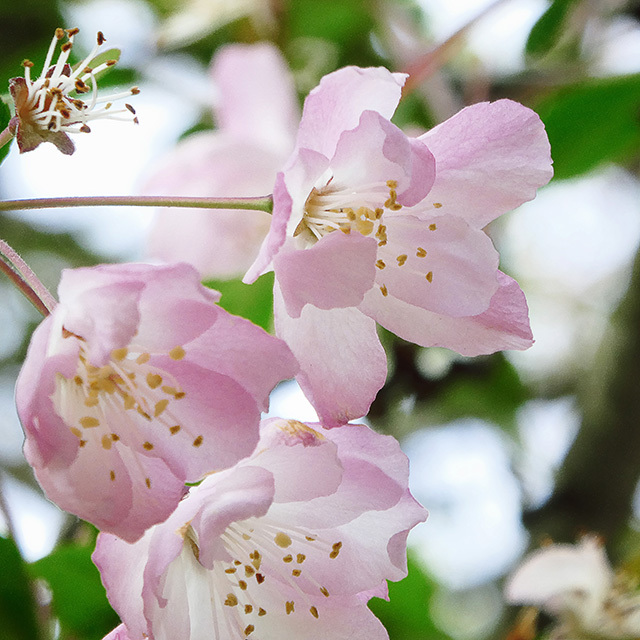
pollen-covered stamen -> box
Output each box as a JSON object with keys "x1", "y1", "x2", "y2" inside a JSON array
[
  {"x1": 294, "y1": 179, "x2": 402, "y2": 247},
  {"x1": 52, "y1": 339, "x2": 189, "y2": 476},
  {"x1": 203, "y1": 517, "x2": 342, "y2": 635},
  {"x1": 17, "y1": 27, "x2": 139, "y2": 135}
]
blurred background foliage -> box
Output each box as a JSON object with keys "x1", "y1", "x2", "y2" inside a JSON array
[{"x1": 1, "y1": 0, "x2": 640, "y2": 638}]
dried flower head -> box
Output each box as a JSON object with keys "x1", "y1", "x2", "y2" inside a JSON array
[{"x1": 8, "y1": 27, "x2": 139, "y2": 155}]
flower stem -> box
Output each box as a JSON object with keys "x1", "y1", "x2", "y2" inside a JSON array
[
  {"x1": 0, "y1": 194, "x2": 274, "y2": 214},
  {"x1": 0, "y1": 124, "x2": 15, "y2": 151},
  {"x1": 0, "y1": 240, "x2": 57, "y2": 316},
  {"x1": 402, "y1": 0, "x2": 510, "y2": 94}
]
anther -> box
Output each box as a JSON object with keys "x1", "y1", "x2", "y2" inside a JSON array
[
  {"x1": 286, "y1": 601, "x2": 295, "y2": 615},
  {"x1": 97, "y1": 31, "x2": 106, "y2": 45},
  {"x1": 426, "y1": 272, "x2": 433, "y2": 283},
  {"x1": 192, "y1": 435, "x2": 203, "y2": 447}
]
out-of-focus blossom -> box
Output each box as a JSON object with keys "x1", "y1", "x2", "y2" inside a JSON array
[
  {"x1": 8, "y1": 28, "x2": 139, "y2": 155},
  {"x1": 94, "y1": 418, "x2": 427, "y2": 640},
  {"x1": 156, "y1": 0, "x2": 276, "y2": 49},
  {"x1": 505, "y1": 536, "x2": 640, "y2": 639},
  {"x1": 146, "y1": 43, "x2": 297, "y2": 279},
  {"x1": 15, "y1": 262, "x2": 297, "y2": 542},
  {"x1": 245, "y1": 66, "x2": 553, "y2": 426}
]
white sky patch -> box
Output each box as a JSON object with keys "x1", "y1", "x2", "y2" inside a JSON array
[
  {"x1": 405, "y1": 420, "x2": 526, "y2": 590},
  {"x1": 1, "y1": 474, "x2": 66, "y2": 561},
  {"x1": 264, "y1": 380, "x2": 319, "y2": 423}
]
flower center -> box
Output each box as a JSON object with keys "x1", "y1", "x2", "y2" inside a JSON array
[
  {"x1": 52, "y1": 334, "x2": 192, "y2": 487},
  {"x1": 17, "y1": 27, "x2": 139, "y2": 134},
  {"x1": 294, "y1": 178, "x2": 402, "y2": 248},
  {"x1": 182, "y1": 516, "x2": 344, "y2": 638}
]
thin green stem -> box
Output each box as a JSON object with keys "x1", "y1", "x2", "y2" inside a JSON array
[
  {"x1": 0, "y1": 194, "x2": 274, "y2": 214},
  {"x1": 0, "y1": 124, "x2": 14, "y2": 151},
  {"x1": 0, "y1": 239, "x2": 56, "y2": 316}
]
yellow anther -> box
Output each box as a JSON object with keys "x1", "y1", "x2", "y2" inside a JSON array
[
  {"x1": 136, "y1": 353, "x2": 150, "y2": 365},
  {"x1": 433, "y1": 202, "x2": 442, "y2": 208},
  {"x1": 380, "y1": 284, "x2": 388, "y2": 297},
  {"x1": 101, "y1": 434, "x2": 112, "y2": 450},
  {"x1": 386, "y1": 179, "x2": 398, "y2": 189},
  {"x1": 245, "y1": 604, "x2": 253, "y2": 614},
  {"x1": 376, "y1": 259, "x2": 386, "y2": 270},
  {"x1": 416, "y1": 247, "x2": 427, "y2": 258},
  {"x1": 426, "y1": 271, "x2": 433, "y2": 283},
  {"x1": 146, "y1": 373, "x2": 162, "y2": 389},
  {"x1": 169, "y1": 346, "x2": 185, "y2": 360},
  {"x1": 123, "y1": 394, "x2": 135, "y2": 410},
  {"x1": 84, "y1": 396, "x2": 99, "y2": 407},
  {"x1": 145, "y1": 477, "x2": 152, "y2": 489},
  {"x1": 429, "y1": 223, "x2": 437, "y2": 231},
  {"x1": 80, "y1": 416, "x2": 100, "y2": 428},
  {"x1": 154, "y1": 399, "x2": 169, "y2": 417},
  {"x1": 239, "y1": 580, "x2": 248, "y2": 590},
  {"x1": 258, "y1": 608, "x2": 267, "y2": 616},
  {"x1": 286, "y1": 601, "x2": 295, "y2": 615},
  {"x1": 111, "y1": 347, "x2": 128, "y2": 361},
  {"x1": 396, "y1": 254, "x2": 408, "y2": 266},
  {"x1": 283, "y1": 555, "x2": 293, "y2": 563},
  {"x1": 297, "y1": 554, "x2": 306, "y2": 563},
  {"x1": 193, "y1": 435, "x2": 203, "y2": 447},
  {"x1": 275, "y1": 532, "x2": 292, "y2": 548},
  {"x1": 170, "y1": 425, "x2": 181, "y2": 435},
  {"x1": 355, "y1": 217, "x2": 374, "y2": 236},
  {"x1": 70, "y1": 427, "x2": 82, "y2": 438},
  {"x1": 224, "y1": 594, "x2": 238, "y2": 607},
  {"x1": 320, "y1": 586, "x2": 330, "y2": 597},
  {"x1": 225, "y1": 567, "x2": 237, "y2": 574},
  {"x1": 310, "y1": 606, "x2": 319, "y2": 618},
  {"x1": 292, "y1": 569, "x2": 301, "y2": 577},
  {"x1": 110, "y1": 470, "x2": 115, "y2": 481},
  {"x1": 330, "y1": 541, "x2": 342, "y2": 559},
  {"x1": 244, "y1": 624, "x2": 255, "y2": 636},
  {"x1": 143, "y1": 441, "x2": 154, "y2": 451}
]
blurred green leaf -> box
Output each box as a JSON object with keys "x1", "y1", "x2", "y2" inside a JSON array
[
  {"x1": 525, "y1": 0, "x2": 577, "y2": 58},
  {"x1": 535, "y1": 74, "x2": 640, "y2": 180},
  {"x1": 204, "y1": 271, "x2": 274, "y2": 331},
  {"x1": 0, "y1": 98, "x2": 12, "y2": 165},
  {"x1": 286, "y1": 0, "x2": 376, "y2": 67},
  {"x1": 29, "y1": 544, "x2": 119, "y2": 640},
  {"x1": 0, "y1": 536, "x2": 41, "y2": 640},
  {"x1": 369, "y1": 554, "x2": 451, "y2": 640}
]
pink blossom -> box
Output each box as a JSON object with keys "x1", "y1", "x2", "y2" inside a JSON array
[
  {"x1": 15, "y1": 262, "x2": 297, "y2": 542},
  {"x1": 145, "y1": 43, "x2": 299, "y2": 278},
  {"x1": 94, "y1": 418, "x2": 427, "y2": 640},
  {"x1": 245, "y1": 66, "x2": 553, "y2": 425}
]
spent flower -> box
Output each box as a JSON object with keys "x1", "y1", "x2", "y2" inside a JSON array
[
  {"x1": 15, "y1": 262, "x2": 297, "y2": 542},
  {"x1": 8, "y1": 27, "x2": 139, "y2": 155},
  {"x1": 506, "y1": 536, "x2": 640, "y2": 640},
  {"x1": 94, "y1": 418, "x2": 427, "y2": 640}
]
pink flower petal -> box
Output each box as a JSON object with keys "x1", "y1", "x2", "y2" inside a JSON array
[
  {"x1": 361, "y1": 271, "x2": 533, "y2": 355},
  {"x1": 274, "y1": 285, "x2": 387, "y2": 425},
  {"x1": 375, "y1": 213, "x2": 500, "y2": 317},
  {"x1": 296, "y1": 66, "x2": 406, "y2": 160},
  {"x1": 274, "y1": 230, "x2": 377, "y2": 317},
  {"x1": 419, "y1": 99, "x2": 553, "y2": 228},
  {"x1": 212, "y1": 43, "x2": 300, "y2": 153}
]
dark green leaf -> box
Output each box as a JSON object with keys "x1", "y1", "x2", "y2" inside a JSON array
[
  {"x1": 0, "y1": 98, "x2": 12, "y2": 165},
  {"x1": 0, "y1": 536, "x2": 41, "y2": 640},
  {"x1": 369, "y1": 553, "x2": 451, "y2": 640},
  {"x1": 29, "y1": 544, "x2": 119, "y2": 640},
  {"x1": 203, "y1": 271, "x2": 274, "y2": 331},
  {"x1": 535, "y1": 74, "x2": 640, "y2": 179},
  {"x1": 525, "y1": 0, "x2": 577, "y2": 58}
]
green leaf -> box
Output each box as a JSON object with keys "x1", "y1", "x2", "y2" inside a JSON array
[
  {"x1": 369, "y1": 554, "x2": 451, "y2": 640},
  {"x1": 535, "y1": 74, "x2": 640, "y2": 180},
  {"x1": 203, "y1": 271, "x2": 274, "y2": 331},
  {"x1": 0, "y1": 537, "x2": 41, "y2": 640},
  {"x1": 29, "y1": 544, "x2": 119, "y2": 640},
  {"x1": 0, "y1": 98, "x2": 12, "y2": 165},
  {"x1": 525, "y1": 0, "x2": 577, "y2": 58}
]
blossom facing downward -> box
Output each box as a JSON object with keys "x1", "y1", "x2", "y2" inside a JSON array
[
  {"x1": 94, "y1": 418, "x2": 427, "y2": 640},
  {"x1": 245, "y1": 66, "x2": 553, "y2": 425},
  {"x1": 15, "y1": 263, "x2": 297, "y2": 542},
  {"x1": 505, "y1": 536, "x2": 640, "y2": 639},
  {"x1": 146, "y1": 43, "x2": 298, "y2": 278},
  {"x1": 8, "y1": 27, "x2": 139, "y2": 155}
]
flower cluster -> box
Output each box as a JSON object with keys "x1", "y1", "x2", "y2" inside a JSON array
[{"x1": 10, "y1": 38, "x2": 553, "y2": 640}]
